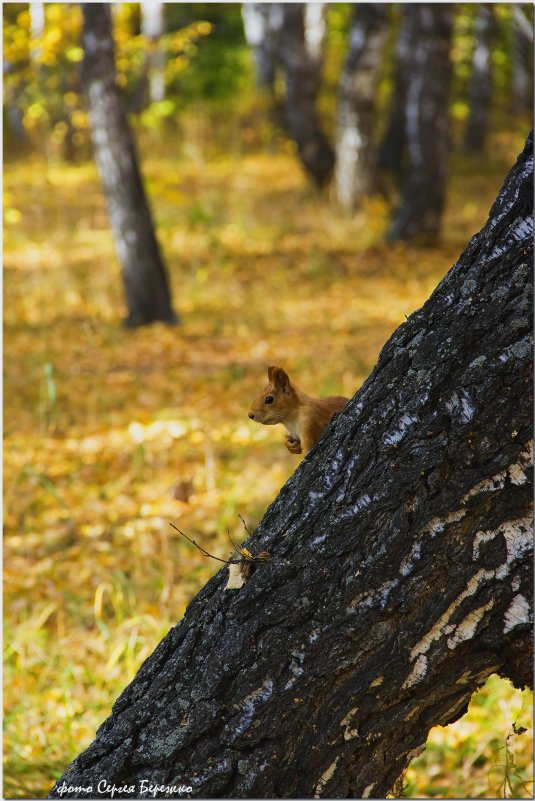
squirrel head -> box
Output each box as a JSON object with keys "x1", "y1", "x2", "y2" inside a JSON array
[{"x1": 248, "y1": 366, "x2": 299, "y2": 426}]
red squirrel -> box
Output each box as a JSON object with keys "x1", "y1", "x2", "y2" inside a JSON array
[{"x1": 248, "y1": 365, "x2": 349, "y2": 454}]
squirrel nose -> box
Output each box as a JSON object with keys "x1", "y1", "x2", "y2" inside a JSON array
[{"x1": 248, "y1": 412, "x2": 255, "y2": 420}]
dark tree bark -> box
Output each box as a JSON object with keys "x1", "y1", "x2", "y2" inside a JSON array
[
  {"x1": 378, "y1": 10, "x2": 411, "y2": 176},
  {"x1": 277, "y1": 3, "x2": 334, "y2": 189},
  {"x1": 334, "y1": 4, "x2": 389, "y2": 211},
  {"x1": 388, "y1": 5, "x2": 454, "y2": 244},
  {"x1": 463, "y1": 5, "x2": 496, "y2": 153},
  {"x1": 82, "y1": 3, "x2": 178, "y2": 328},
  {"x1": 50, "y1": 134, "x2": 533, "y2": 799}
]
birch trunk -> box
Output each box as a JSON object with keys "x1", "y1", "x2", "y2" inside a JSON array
[
  {"x1": 82, "y1": 3, "x2": 178, "y2": 328},
  {"x1": 141, "y1": 0, "x2": 165, "y2": 105},
  {"x1": 378, "y1": 11, "x2": 411, "y2": 176},
  {"x1": 334, "y1": 4, "x2": 389, "y2": 211},
  {"x1": 242, "y1": 3, "x2": 283, "y2": 92},
  {"x1": 512, "y1": 7, "x2": 534, "y2": 115},
  {"x1": 464, "y1": 4, "x2": 495, "y2": 153},
  {"x1": 278, "y1": 3, "x2": 334, "y2": 189},
  {"x1": 388, "y1": 5, "x2": 454, "y2": 244}
]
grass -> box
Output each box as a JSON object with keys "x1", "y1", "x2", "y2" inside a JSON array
[{"x1": 3, "y1": 123, "x2": 533, "y2": 798}]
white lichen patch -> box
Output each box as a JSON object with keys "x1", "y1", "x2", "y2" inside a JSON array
[
  {"x1": 455, "y1": 670, "x2": 472, "y2": 685},
  {"x1": 445, "y1": 391, "x2": 475, "y2": 423},
  {"x1": 473, "y1": 529, "x2": 500, "y2": 560},
  {"x1": 463, "y1": 473, "x2": 506, "y2": 502},
  {"x1": 498, "y1": 335, "x2": 532, "y2": 364},
  {"x1": 347, "y1": 576, "x2": 401, "y2": 614},
  {"x1": 355, "y1": 493, "x2": 372, "y2": 511},
  {"x1": 495, "y1": 516, "x2": 533, "y2": 579},
  {"x1": 410, "y1": 569, "x2": 494, "y2": 660},
  {"x1": 463, "y1": 440, "x2": 533, "y2": 503},
  {"x1": 406, "y1": 743, "x2": 426, "y2": 761},
  {"x1": 362, "y1": 782, "x2": 376, "y2": 799},
  {"x1": 503, "y1": 594, "x2": 531, "y2": 633},
  {"x1": 424, "y1": 509, "x2": 466, "y2": 538},
  {"x1": 402, "y1": 654, "x2": 428, "y2": 689},
  {"x1": 309, "y1": 627, "x2": 321, "y2": 644},
  {"x1": 310, "y1": 532, "x2": 327, "y2": 548},
  {"x1": 508, "y1": 439, "x2": 532, "y2": 486},
  {"x1": 509, "y1": 462, "x2": 528, "y2": 485},
  {"x1": 447, "y1": 599, "x2": 494, "y2": 649},
  {"x1": 383, "y1": 413, "x2": 419, "y2": 446},
  {"x1": 314, "y1": 756, "x2": 339, "y2": 798},
  {"x1": 232, "y1": 678, "x2": 273, "y2": 740},
  {"x1": 379, "y1": 579, "x2": 398, "y2": 609},
  {"x1": 474, "y1": 515, "x2": 533, "y2": 572},
  {"x1": 340, "y1": 708, "x2": 360, "y2": 741},
  {"x1": 406, "y1": 516, "x2": 532, "y2": 669},
  {"x1": 399, "y1": 542, "x2": 421, "y2": 576},
  {"x1": 520, "y1": 439, "x2": 534, "y2": 465},
  {"x1": 400, "y1": 509, "x2": 466, "y2": 577}
]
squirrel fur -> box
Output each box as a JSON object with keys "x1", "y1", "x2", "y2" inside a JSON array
[{"x1": 248, "y1": 365, "x2": 348, "y2": 454}]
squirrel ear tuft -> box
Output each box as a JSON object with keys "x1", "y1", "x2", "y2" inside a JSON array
[
  {"x1": 267, "y1": 365, "x2": 277, "y2": 382},
  {"x1": 272, "y1": 367, "x2": 290, "y2": 391}
]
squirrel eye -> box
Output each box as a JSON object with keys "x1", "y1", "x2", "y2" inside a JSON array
[{"x1": 264, "y1": 395, "x2": 274, "y2": 404}]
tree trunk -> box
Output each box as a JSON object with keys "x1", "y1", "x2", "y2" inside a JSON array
[
  {"x1": 334, "y1": 4, "x2": 389, "y2": 211},
  {"x1": 242, "y1": 3, "x2": 284, "y2": 92},
  {"x1": 141, "y1": 0, "x2": 165, "y2": 105},
  {"x1": 50, "y1": 134, "x2": 533, "y2": 799},
  {"x1": 278, "y1": 3, "x2": 334, "y2": 189},
  {"x1": 512, "y1": 7, "x2": 534, "y2": 115},
  {"x1": 463, "y1": 4, "x2": 495, "y2": 153},
  {"x1": 388, "y1": 5, "x2": 454, "y2": 244},
  {"x1": 82, "y1": 3, "x2": 178, "y2": 328},
  {"x1": 29, "y1": 1, "x2": 45, "y2": 59},
  {"x1": 378, "y1": 10, "x2": 411, "y2": 176}
]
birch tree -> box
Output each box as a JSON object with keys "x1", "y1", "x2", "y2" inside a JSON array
[
  {"x1": 464, "y1": 4, "x2": 495, "y2": 153},
  {"x1": 241, "y1": 3, "x2": 283, "y2": 93},
  {"x1": 82, "y1": 3, "x2": 178, "y2": 328},
  {"x1": 388, "y1": 4, "x2": 454, "y2": 243},
  {"x1": 278, "y1": 3, "x2": 334, "y2": 188},
  {"x1": 334, "y1": 4, "x2": 389, "y2": 211}
]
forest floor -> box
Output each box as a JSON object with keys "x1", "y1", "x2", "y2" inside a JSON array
[{"x1": 3, "y1": 125, "x2": 533, "y2": 798}]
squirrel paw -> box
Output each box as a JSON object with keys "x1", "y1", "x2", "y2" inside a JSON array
[{"x1": 285, "y1": 435, "x2": 302, "y2": 454}]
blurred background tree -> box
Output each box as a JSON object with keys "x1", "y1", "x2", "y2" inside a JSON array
[
  {"x1": 5, "y1": 2, "x2": 533, "y2": 235},
  {"x1": 334, "y1": 3, "x2": 389, "y2": 211},
  {"x1": 81, "y1": 2, "x2": 178, "y2": 328}
]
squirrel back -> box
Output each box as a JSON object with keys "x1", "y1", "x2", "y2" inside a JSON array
[{"x1": 248, "y1": 365, "x2": 348, "y2": 454}]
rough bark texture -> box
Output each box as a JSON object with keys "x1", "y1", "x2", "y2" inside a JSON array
[
  {"x1": 388, "y1": 5, "x2": 454, "y2": 244},
  {"x1": 82, "y1": 3, "x2": 178, "y2": 328},
  {"x1": 278, "y1": 3, "x2": 334, "y2": 189},
  {"x1": 334, "y1": 4, "x2": 389, "y2": 211},
  {"x1": 50, "y1": 134, "x2": 533, "y2": 799},
  {"x1": 463, "y1": 5, "x2": 495, "y2": 153}
]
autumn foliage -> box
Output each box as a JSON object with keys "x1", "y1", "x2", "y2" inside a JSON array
[{"x1": 3, "y1": 3, "x2": 533, "y2": 798}]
